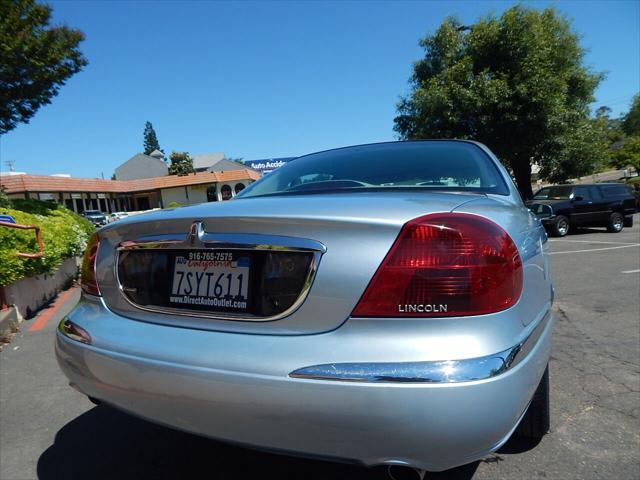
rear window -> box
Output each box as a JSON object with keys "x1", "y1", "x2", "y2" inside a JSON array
[
  {"x1": 600, "y1": 185, "x2": 632, "y2": 197},
  {"x1": 236, "y1": 141, "x2": 509, "y2": 198}
]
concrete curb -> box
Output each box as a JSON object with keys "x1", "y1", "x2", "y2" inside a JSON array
[
  {"x1": 0, "y1": 307, "x2": 21, "y2": 338},
  {"x1": 1, "y1": 257, "x2": 80, "y2": 319}
]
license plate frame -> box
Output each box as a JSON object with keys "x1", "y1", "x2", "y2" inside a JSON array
[{"x1": 168, "y1": 250, "x2": 251, "y2": 313}]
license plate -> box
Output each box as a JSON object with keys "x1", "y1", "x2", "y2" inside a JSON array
[{"x1": 169, "y1": 251, "x2": 250, "y2": 312}]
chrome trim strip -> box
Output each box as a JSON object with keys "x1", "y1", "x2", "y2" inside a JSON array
[
  {"x1": 289, "y1": 310, "x2": 552, "y2": 383},
  {"x1": 114, "y1": 221, "x2": 326, "y2": 322},
  {"x1": 117, "y1": 222, "x2": 327, "y2": 253}
]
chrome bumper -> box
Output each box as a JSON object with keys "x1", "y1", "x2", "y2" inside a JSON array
[
  {"x1": 56, "y1": 299, "x2": 553, "y2": 471},
  {"x1": 290, "y1": 312, "x2": 550, "y2": 383}
]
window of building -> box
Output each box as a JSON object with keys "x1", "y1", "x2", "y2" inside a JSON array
[
  {"x1": 221, "y1": 184, "x2": 232, "y2": 200},
  {"x1": 206, "y1": 185, "x2": 218, "y2": 202},
  {"x1": 137, "y1": 197, "x2": 150, "y2": 211},
  {"x1": 234, "y1": 183, "x2": 245, "y2": 194}
]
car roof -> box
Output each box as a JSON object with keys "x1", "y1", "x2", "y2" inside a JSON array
[{"x1": 291, "y1": 139, "x2": 489, "y2": 160}]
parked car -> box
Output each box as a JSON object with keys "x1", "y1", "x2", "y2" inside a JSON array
[
  {"x1": 56, "y1": 141, "x2": 554, "y2": 473},
  {"x1": 107, "y1": 211, "x2": 129, "y2": 223},
  {"x1": 527, "y1": 183, "x2": 637, "y2": 237},
  {"x1": 82, "y1": 210, "x2": 107, "y2": 226}
]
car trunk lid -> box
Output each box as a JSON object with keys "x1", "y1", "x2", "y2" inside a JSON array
[{"x1": 95, "y1": 191, "x2": 483, "y2": 335}]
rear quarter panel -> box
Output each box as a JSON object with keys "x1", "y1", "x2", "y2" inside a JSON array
[{"x1": 452, "y1": 196, "x2": 552, "y2": 328}]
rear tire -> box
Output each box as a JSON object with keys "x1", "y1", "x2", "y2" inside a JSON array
[
  {"x1": 607, "y1": 212, "x2": 624, "y2": 233},
  {"x1": 624, "y1": 215, "x2": 634, "y2": 228},
  {"x1": 549, "y1": 216, "x2": 570, "y2": 237},
  {"x1": 515, "y1": 365, "x2": 550, "y2": 439}
]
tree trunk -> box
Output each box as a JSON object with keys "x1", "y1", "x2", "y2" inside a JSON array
[{"x1": 512, "y1": 161, "x2": 533, "y2": 200}]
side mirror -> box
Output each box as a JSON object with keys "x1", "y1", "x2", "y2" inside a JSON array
[
  {"x1": 528, "y1": 203, "x2": 553, "y2": 218},
  {"x1": 573, "y1": 195, "x2": 583, "y2": 202}
]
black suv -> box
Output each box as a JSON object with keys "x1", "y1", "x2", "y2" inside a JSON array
[{"x1": 527, "y1": 183, "x2": 637, "y2": 237}]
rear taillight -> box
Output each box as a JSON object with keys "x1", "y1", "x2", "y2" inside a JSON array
[
  {"x1": 352, "y1": 213, "x2": 523, "y2": 318},
  {"x1": 80, "y1": 233, "x2": 100, "y2": 296}
]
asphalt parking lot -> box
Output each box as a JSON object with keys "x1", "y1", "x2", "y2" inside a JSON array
[{"x1": 1, "y1": 218, "x2": 638, "y2": 480}]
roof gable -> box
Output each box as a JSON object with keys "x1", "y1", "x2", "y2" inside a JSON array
[
  {"x1": 192, "y1": 152, "x2": 226, "y2": 170},
  {"x1": 117, "y1": 153, "x2": 166, "y2": 170}
]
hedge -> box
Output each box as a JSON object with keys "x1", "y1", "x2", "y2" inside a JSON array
[{"x1": 0, "y1": 200, "x2": 95, "y2": 286}]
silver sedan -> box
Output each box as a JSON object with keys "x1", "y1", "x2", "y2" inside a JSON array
[{"x1": 56, "y1": 140, "x2": 554, "y2": 472}]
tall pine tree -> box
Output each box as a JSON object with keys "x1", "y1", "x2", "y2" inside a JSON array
[{"x1": 143, "y1": 121, "x2": 162, "y2": 155}]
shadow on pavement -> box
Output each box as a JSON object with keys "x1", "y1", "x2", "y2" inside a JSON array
[
  {"x1": 37, "y1": 405, "x2": 388, "y2": 480},
  {"x1": 497, "y1": 436, "x2": 542, "y2": 454},
  {"x1": 36, "y1": 405, "x2": 490, "y2": 480}
]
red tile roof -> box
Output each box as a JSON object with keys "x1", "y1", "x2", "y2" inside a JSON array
[{"x1": 0, "y1": 169, "x2": 261, "y2": 195}]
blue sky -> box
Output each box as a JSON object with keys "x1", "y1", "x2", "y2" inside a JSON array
[{"x1": 1, "y1": 0, "x2": 638, "y2": 178}]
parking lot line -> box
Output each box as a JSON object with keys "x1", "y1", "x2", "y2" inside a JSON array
[
  {"x1": 621, "y1": 269, "x2": 640, "y2": 274},
  {"x1": 548, "y1": 239, "x2": 639, "y2": 245},
  {"x1": 549, "y1": 244, "x2": 640, "y2": 255}
]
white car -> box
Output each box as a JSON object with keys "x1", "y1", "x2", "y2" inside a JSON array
[{"x1": 107, "y1": 212, "x2": 129, "y2": 223}]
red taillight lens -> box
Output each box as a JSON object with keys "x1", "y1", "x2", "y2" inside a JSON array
[
  {"x1": 80, "y1": 233, "x2": 100, "y2": 296},
  {"x1": 352, "y1": 213, "x2": 523, "y2": 317}
]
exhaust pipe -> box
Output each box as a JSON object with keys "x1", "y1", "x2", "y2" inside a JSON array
[{"x1": 387, "y1": 465, "x2": 427, "y2": 480}]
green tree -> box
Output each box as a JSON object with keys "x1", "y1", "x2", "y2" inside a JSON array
[
  {"x1": 595, "y1": 106, "x2": 625, "y2": 146},
  {"x1": 611, "y1": 136, "x2": 640, "y2": 173},
  {"x1": 168, "y1": 151, "x2": 195, "y2": 176},
  {"x1": 0, "y1": 0, "x2": 87, "y2": 134},
  {"x1": 621, "y1": 95, "x2": 640, "y2": 137},
  {"x1": 0, "y1": 186, "x2": 11, "y2": 208},
  {"x1": 541, "y1": 117, "x2": 609, "y2": 183},
  {"x1": 394, "y1": 6, "x2": 604, "y2": 199},
  {"x1": 143, "y1": 121, "x2": 162, "y2": 155}
]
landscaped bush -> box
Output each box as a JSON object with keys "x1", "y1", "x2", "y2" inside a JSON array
[
  {"x1": 0, "y1": 199, "x2": 94, "y2": 286},
  {"x1": 625, "y1": 176, "x2": 640, "y2": 185}
]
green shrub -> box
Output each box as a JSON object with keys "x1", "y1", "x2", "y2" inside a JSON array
[
  {"x1": 165, "y1": 201, "x2": 183, "y2": 209},
  {"x1": 625, "y1": 176, "x2": 640, "y2": 185},
  {"x1": 0, "y1": 200, "x2": 94, "y2": 286},
  {"x1": 0, "y1": 187, "x2": 11, "y2": 208}
]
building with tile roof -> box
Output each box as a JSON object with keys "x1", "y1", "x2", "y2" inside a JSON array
[{"x1": 1, "y1": 169, "x2": 261, "y2": 214}]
